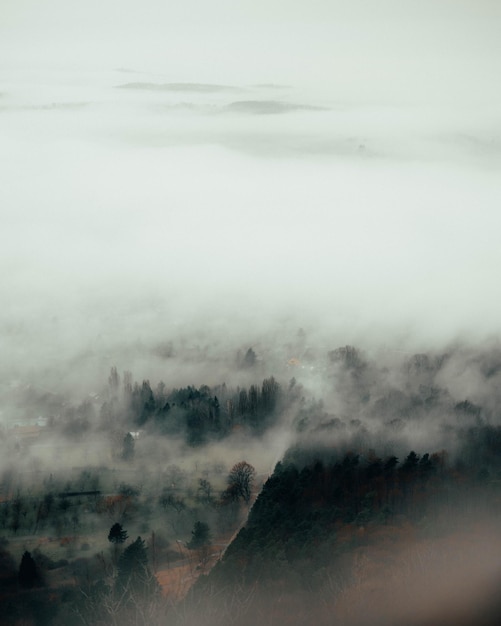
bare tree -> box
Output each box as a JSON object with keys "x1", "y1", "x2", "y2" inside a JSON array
[
  {"x1": 225, "y1": 462, "x2": 256, "y2": 504},
  {"x1": 197, "y1": 478, "x2": 214, "y2": 505}
]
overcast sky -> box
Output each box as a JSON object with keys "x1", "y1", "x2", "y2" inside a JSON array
[
  {"x1": 2, "y1": 0, "x2": 501, "y2": 101},
  {"x1": 1, "y1": 1, "x2": 501, "y2": 385}
]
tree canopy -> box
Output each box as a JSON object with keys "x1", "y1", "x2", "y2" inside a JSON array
[
  {"x1": 187, "y1": 521, "x2": 211, "y2": 550},
  {"x1": 225, "y1": 461, "x2": 256, "y2": 504},
  {"x1": 18, "y1": 551, "x2": 40, "y2": 589},
  {"x1": 108, "y1": 522, "x2": 128, "y2": 544},
  {"x1": 115, "y1": 536, "x2": 158, "y2": 599}
]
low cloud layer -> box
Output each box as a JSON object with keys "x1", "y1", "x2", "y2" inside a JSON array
[
  {"x1": 1, "y1": 34, "x2": 500, "y2": 387},
  {"x1": 224, "y1": 100, "x2": 325, "y2": 115},
  {"x1": 117, "y1": 82, "x2": 242, "y2": 93}
]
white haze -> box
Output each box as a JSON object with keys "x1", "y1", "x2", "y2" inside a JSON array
[{"x1": 1, "y1": 0, "x2": 501, "y2": 392}]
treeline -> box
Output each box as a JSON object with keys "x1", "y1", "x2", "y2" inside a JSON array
[
  {"x1": 101, "y1": 368, "x2": 282, "y2": 445},
  {"x1": 0, "y1": 457, "x2": 253, "y2": 543},
  {"x1": 195, "y1": 431, "x2": 501, "y2": 598}
]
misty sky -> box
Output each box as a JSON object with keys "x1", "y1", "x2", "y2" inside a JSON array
[
  {"x1": 1, "y1": 1, "x2": 501, "y2": 385},
  {"x1": 2, "y1": 1, "x2": 501, "y2": 103}
]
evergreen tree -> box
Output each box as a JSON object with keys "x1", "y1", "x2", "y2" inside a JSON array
[
  {"x1": 243, "y1": 347, "x2": 256, "y2": 368},
  {"x1": 122, "y1": 432, "x2": 135, "y2": 461},
  {"x1": 115, "y1": 536, "x2": 158, "y2": 599},
  {"x1": 187, "y1": 521, "x2": 212, "y2": 569},
  {"x1": 108, "y1": 522, "x2": 128, "y2": 544},
  {"x1": 187, "y1": 521, "x2": 211, "y2": 550},
  {"x1": 18, "y1": 551, "x2": 40, "y2": 589},
  {"x1": 108, "y1": 366, "x2": 120, "y2": 396}
]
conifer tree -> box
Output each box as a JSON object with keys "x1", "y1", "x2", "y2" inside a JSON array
[
  {"x1": 19, "y1": 551, "x2": 39, "y2": 589},
  {"x1": 187, "y1": 521, "x2": 211, "y2": 550},
  {"x1": 122, "y1": 432, "x2": 135, "y2": 461},
  {"x1": 108, "y1": 522, "x2": 128, "y2": 544},
  {"x1": 115, "y1": 536, "x2": 159, "y2": 599}
]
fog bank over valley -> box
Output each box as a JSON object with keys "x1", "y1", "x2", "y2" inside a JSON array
[
  {"x1": 2, "y1": 4, "x2": 501, "y2": 390},
  {"x1": 2, "y1": 3, "x2": 501, "y2": 624},
  {"x1": 1, "y1": 66, "x2": 501, "y2": 390}
]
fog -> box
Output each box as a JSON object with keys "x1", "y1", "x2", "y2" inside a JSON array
[
  {"x1": 2, "y1": 74, "x2": 501, "y2": 388},
  {"x1": 2, "y1": 2, "x2": 501, "y2": 393},
  {"x1": 1, "y1": 0, "x2": 501, "y2": 522},
  {"x1": 1, "y1": 5, "x2": 501, "y2": 621}
]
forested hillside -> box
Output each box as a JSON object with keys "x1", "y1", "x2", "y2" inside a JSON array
[
  {"x1": 2, "y1": 342, "x2": 501, "y2": 624},
  {"x1": 186, "y1": 435, "x2": 501, "y2": 626}
]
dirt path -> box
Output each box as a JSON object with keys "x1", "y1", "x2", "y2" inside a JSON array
[{"x1": 155, "y1": 527, "x2": 247, "y2": 599}]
